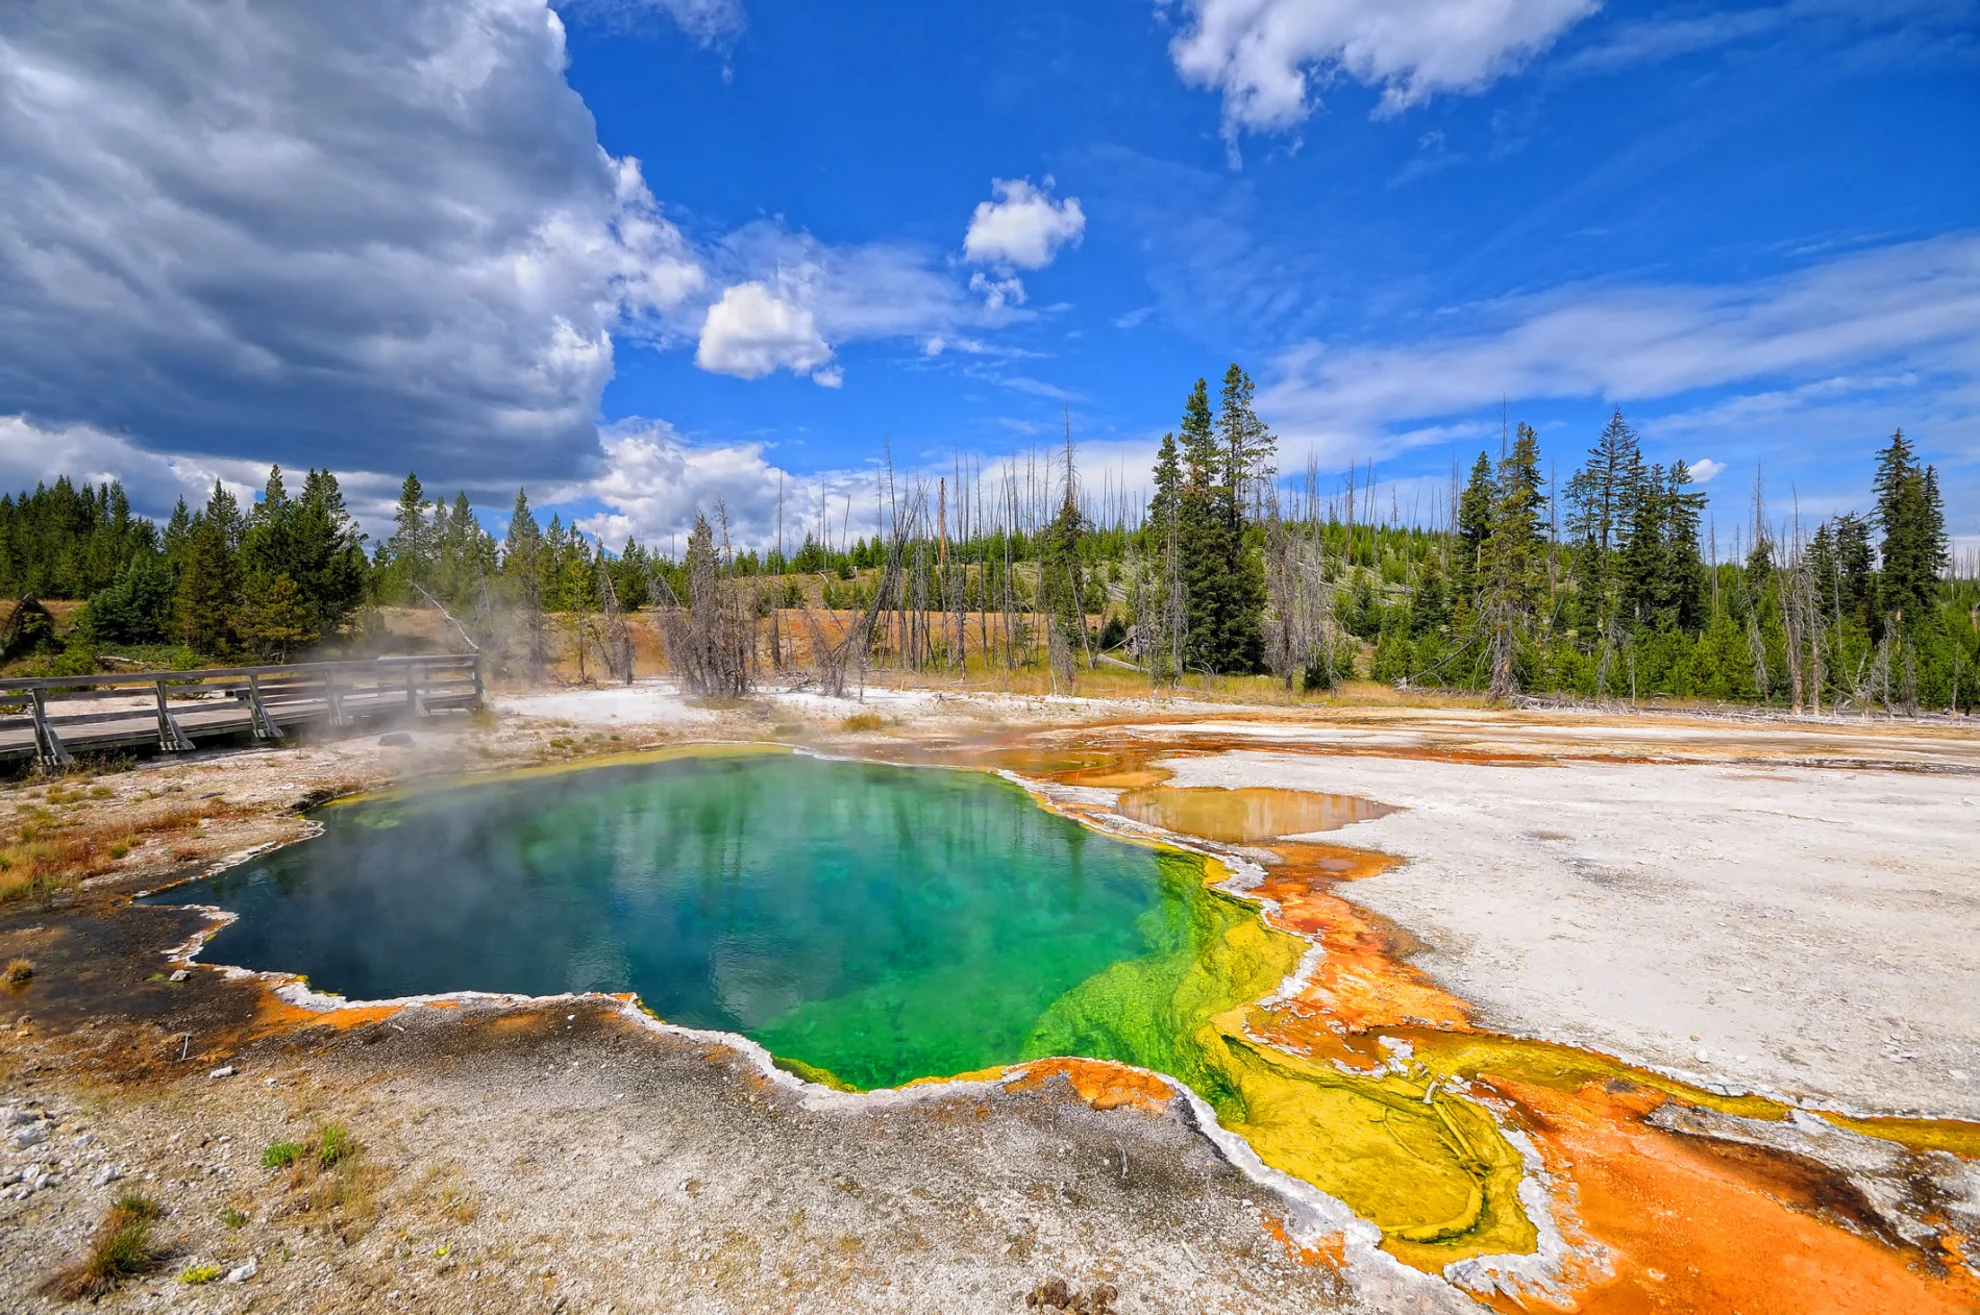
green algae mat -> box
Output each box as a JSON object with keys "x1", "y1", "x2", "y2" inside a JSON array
[
  {"x1": 148, "y1": 749, "x2": 1278, "y2": 1091},
  {"x1": 149, "y1": 748, "x2": 1558, "y2": 1263}
]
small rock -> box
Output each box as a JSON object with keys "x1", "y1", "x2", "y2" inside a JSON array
[
  {"x1": 378, "y1": 731, "x2": 413, "y2": 747},
  {"x1": 208, "y1": 1065, "x2": 237, "y2": 1079},
  {"x1": 226, "y1": 1258, "x2": 258, "y2": 1284},
  {"x1": 169, "y1": 969, "x2": 190, "y2": 983},
  {"x1": 11, "y1": 1123, "x2": 48, "y2": 1149},
  {"x1": 90, "y1": 1165, "x2": 121, "y2": 1188}
]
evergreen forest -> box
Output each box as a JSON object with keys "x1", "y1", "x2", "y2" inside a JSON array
[{"x1": 2, "y1": 365, "x2": 1974, "y2": 713}]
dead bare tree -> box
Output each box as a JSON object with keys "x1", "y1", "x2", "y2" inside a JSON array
[
  {"x1": 597, "y1": 560, "x2": 635, "y2": 685},
  {"x1": 655, "y1": 509, "x2": 756, "y2": 697}
]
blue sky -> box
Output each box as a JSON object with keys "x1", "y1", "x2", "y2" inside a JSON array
[{"x1": 1, "y1": 0, "x2": 1975, "y2": 553}]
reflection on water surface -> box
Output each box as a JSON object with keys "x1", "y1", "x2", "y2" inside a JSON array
[{"x1": 149, "y1": 750, "x2": 1208, "y2": 1090}]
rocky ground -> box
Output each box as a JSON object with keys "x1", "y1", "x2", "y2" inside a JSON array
[{"x1": 2, "y1": 679, "x2": 1977, "y2": 1312}]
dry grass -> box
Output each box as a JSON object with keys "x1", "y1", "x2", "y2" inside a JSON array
[
  {"x1": 0, "y1": 795, "x2": 243, "y2": 904},
  {"x1": 266, "y1": 1123, "x2": 385, "y2": 1243},
  {"x1": 840, "y1": 712, "x2": 887, "y2": 732},
  {"x1": 44, "y1": 1193, "x2": 168, "y2": 1300},
  {"x1": 3, "y1": 956, "x2": 33, "y2": 985}
]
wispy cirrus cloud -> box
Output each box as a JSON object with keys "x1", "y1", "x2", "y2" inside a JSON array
[
  {"x1": 1248, "y1": 233, "x2": 1980, "y2": 529},
  {"x1": 1259, "y1": 233, "x2": 1980, "y2": 455}
]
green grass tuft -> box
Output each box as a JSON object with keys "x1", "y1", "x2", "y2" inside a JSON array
[
  {"x1": 261, "y1": 1141, "x2": 304, "y2": 1168},
  {"x1": 316, "y1": 1123, "x2": 352, "y2": 1167}
]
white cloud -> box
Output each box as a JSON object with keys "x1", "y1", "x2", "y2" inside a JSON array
[
  {"x1": 554, "y1": 0, "x2": 746, "y2": 46},
  {"x1": 0, "y1": 0, "x2": 705, "y2": 483},
  {"x1": 0, "y1": 414, "x2": 423, "y2": 540},
  {"x1": 695, "y1": 281, "x2": 835, "y2": 382},
  {"x1": 682, "y1": 222, "x2": 1022, "y2": 381},
  {"x1": 570, "y1": 420, "x2": 895, "y2": 552},
  {"x1": 1561, "y1": 7, "x2": 1789, "y2": 72},
  {"x1": 0, "y1": 416, "x2": 250, "y2": 516},
  {"x1": 969, "y1": 271, "x2": 1028, "y2": 312},
  {"x1": 963, "y1": 178, "x2": 1086, "y2": 270},
  {"x1": 1259, "y1": 234, "x2": 1980, "y2": 450},
  {"x1": 1167, "y1": 0, "x2": 1599, "y2": 138},
  {"x1": 1688, "y1": 457, "x2": 1727, "y2": 484}
]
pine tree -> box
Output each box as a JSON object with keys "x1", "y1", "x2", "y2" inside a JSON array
[
  {"x1": 504, "y1": 489, "x2": 549, "y2": 682},
  {"x1": 1176, "y1": 378, "x2": 1236, "y2": 673},
  {"x1": 162, "y1": 497, "x2": 192, "y2": 568},
  {"x1": 204, "y1": 481, "x2": 244, "y2": 553},
  {"x1": 1480, "y1": 424, "x2": 1544, "y2": 697},
  {"x1": 1618, "y1": 462, "x2": 1668, "y2": 629},
  {"x1": 1566, "y1": 409, "x2": 1643, "y2": 554},
  {"x1": 1664, "y1": 461, "x2": 1708, "y2": 631},
  {"x1": 1039, "y1": 462, "x2": 1088, "y2": 685},
  {"x1": 1563, "y1": 409, "x2": 1643, "y2": 633},
  {"x1": 295, "y1": 469, "x2": 369, "y2": 638},
  {"x1": 1833, "y1": 512, "x2": 1876, "y2": 626},
  {"x1": 79, "y1": 554, "x2": 175, "y2": 644},
  {"x1": 1454, "y1": 451, "x2": 1494, "y2": 600},
  {"x1": 1873, "y1": 429, "x2": 1948, "y2": 627},
  {"x1": 174, "y1": 515, "x2": 240, "y2": 655},
  {"x1": 1214, "y1": 363, "x2": 1271, "y2": 672},
  {"x1": 242, "y1": 571, "x2": 313, "y2": 662}
]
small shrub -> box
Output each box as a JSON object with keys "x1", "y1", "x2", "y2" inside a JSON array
[
  {"x1": 261, "y1": 1141, "x2": 304, "y2": 1168},
  {"x1": 840, "y1": 712, "x2": 885, "y2": 733},
  {"x1": 3, "y1": 957, "x2": 33, "y2": 985},
  {"x1": 108, "y1": 841, "x2": 131, "y2": 860},
  {"x1": 219, "y1": 1206, "x2": 247, "y2": 1230},
  {"x1": 46, "y1": 1193, "x2": 167, "y2": 1299},
  {"x1": 179, "y1": 1263, "x2": 223, "y2": 1284},
  {"x1": 317, "y1": 1123, "x2": 353, "y2": 1167}
]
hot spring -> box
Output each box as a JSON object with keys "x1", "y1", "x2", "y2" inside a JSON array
[
  {"x1": 148, "y1": 747, "x2": 1286, "y2": 1092},
  {"x1": 148, "y1": 746, "x2": 1563, "y2": 1262}
]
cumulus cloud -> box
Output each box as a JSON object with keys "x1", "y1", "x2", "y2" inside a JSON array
[
  {"x1": 0, "y1": 416, "x2": 252, "y2": 515},
  {"x1": 570, "y1": 419, "x2": 890, "y2": 551},
  {"x1": 685, "y1": 222, "x2": 1020, "y2": 383},
  {"x1": 0, "y1": 414, "x2": 425, "y2": 539},
  {"x1": 963, "y1": 178, "x2": 1087, "y2": 270},
  {"x1": 695, "y1": 282, "x2": 835, "y2": 382},
  {"x1": 1167, "y1": 0, "x2": 1599, "y2": 139},
  {"x1": 0, "y1": 0, "x2": 704, "y2": 482},
  {"x1": 1688, "y1": 458, "x2": 1727, "y2": 484}
]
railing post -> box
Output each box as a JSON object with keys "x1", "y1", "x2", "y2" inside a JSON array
[
  {"x1": 407, "y1": 660, "x2": 428, "y2": 720},
  {"x1": 29, "y1": 688, "x2": 72, "y2": 771},
  {"x1": 472, "y1": 654, "x2": 484, "y2": 707},
  {"x1": 324, "y1": 667, "x2": 350, "y2": 728},
  {"x1": 154, "y1": 679, "x2": 193, "y2": 752},
  {"x1": 245, "y1": 673, "x2": 285, "y2": 741}
]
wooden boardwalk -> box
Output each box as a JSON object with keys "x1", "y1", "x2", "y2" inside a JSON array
[{"x1": 0, "y1": 655, "x2": 481, "y2": 768}]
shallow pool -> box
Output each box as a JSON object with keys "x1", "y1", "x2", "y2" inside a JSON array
[{"x1": 148, "y1": 749, "x2": 1264, "y2": 1090}]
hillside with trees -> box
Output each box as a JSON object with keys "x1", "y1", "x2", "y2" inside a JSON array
[{"x1": 3, "y1": 371, "x2": 1973, "y2": 712}]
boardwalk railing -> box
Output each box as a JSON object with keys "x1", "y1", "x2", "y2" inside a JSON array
[{"x1": 0, "y1": 654, "x2": 481, "y2": 769}]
